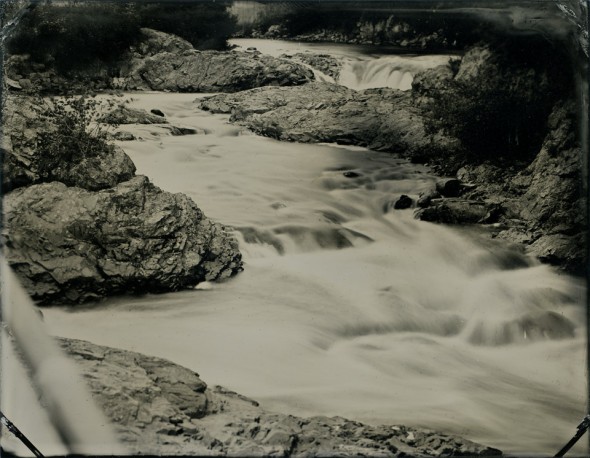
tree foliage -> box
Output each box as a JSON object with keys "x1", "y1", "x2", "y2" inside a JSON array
[
  {"x1": 6, "y1": 1, "x2": 237, "y2": 74},
  {"x1": 35, "y1": 96, "x2": 115, "y2": 180},
  {"x1": 136, "y1": 2, "x2": 237, "y2": 50},
  {"x1": 424, "y1": 38, "x2": 573, "y2": 162}
]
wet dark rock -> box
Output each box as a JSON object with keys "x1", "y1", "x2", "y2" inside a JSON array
[
  {"x1": 117, "y1": 29, "x2": 314, "y2": 93},
  {"x1": 394, "y1": 195, "x2": 413, "y2": 210},
  {"x1": 60, "y1": 337, "x2": 503, "y2": 456},
  {"x1": 150, "y1": 109, "x2": 166, "y2": 117},
  {"x1": 526, "y1": 232, "x2": 586, "y2": 274},
  {"x1": 2, "y1": 96, "x2": 136, "y2": 193},
  {"x1": 435, "y1": 178, "x2": 462, "y2": 198},
  {"x1": 416, "y1": 199, "x2": 500, "y2": 225},
  {"x1": 168, "y1": 126, "x2": 200, "y2": 136},
  {"x1": 3, "y1": 176, "x2": 243, "y2": 305}
]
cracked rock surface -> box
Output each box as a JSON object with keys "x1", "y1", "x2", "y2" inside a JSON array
[
  {"x1": 3, "y1": 176, "x2": 242, "y2": 304},
  {"x1": 60, "y1": 337, "x2": 503, "y2": 457}
]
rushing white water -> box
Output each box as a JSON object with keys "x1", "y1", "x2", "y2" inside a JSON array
[
  {"x1": 38, "y1": 91, "x2": 587, "y2": 456},
  {"x1": 231, "y1": 38, "x2": 455, "y2": 90}
]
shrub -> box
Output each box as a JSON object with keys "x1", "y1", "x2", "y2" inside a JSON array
[
  {"x1": 7, "y1": 3, "x2": 141, "y2": 74},
  {"x1": 35, "y1": 96, "x2": 115, "y2": 180}
]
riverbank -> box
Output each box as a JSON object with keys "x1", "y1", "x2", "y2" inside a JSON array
[{"x1": 52, "y1": 336, "x2": 503, "y2": 456}]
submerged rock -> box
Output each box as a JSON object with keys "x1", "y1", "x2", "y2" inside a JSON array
[
  {"x1": 117, "y1": 28, "x2": 314, "y2": 93},
  {"x1": 59, "y1": 337, "x2": 503, "y2": 456},
  {"x1": 3, "y1": 176, "x2": 243, "y2": 304}
]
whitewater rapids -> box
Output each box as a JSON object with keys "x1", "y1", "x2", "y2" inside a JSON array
[{"x1": 33, "y1": 91, "x2": 588, "y2": 456}]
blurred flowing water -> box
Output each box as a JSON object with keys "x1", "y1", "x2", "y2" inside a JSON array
[
  {"x1": 231, "y1": 38, "x2": 454, "y2": 90},
  {"x1": 40, "y1": 88, "x2": 587, "y2": 456}
]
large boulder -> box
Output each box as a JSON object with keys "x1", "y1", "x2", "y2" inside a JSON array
[
  {"x1": 280, "y1": 52, "x2": 342, "y2": 80},
  {"x1": 2, "y1": 96, "x2": 136, "y2": 193},
  {"x1": 117, "y1": 28, "x2": 314, "y2": 92},
  {"x1": 3, "y1": 176, "x2": 243, "y2": 304},
  {"x1": 197, "y1": 81, "x2": 460, "y2": 160},
  {"x1": 59, "y1": 337, "x2": 503, "y2": 456},
  {"x1": 411, "y1": 62, "x2": 455, "y2": 97}
]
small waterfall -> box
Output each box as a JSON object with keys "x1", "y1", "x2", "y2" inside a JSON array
[{"x1": 338, "y1": 54, "x2": 453, "y2": 91}]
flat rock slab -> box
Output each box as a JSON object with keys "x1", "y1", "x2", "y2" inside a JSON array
[
  {"x1": 197, "y1": 81, "x2": 460, "y2": 161},
  {"x1": 59, "y1": 337, "x2": 503, "y2": 457}
]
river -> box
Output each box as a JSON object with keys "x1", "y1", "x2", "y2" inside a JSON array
[{"x1": 35, "y1": 40, "x2": 588, "y2": 456}]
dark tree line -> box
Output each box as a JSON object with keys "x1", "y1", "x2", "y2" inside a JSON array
[{"x1": 6, "y1": 1, "x2": 237, "y2": 74}]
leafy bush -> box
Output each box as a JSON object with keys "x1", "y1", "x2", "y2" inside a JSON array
[{"x1": 35, "y1": 96, "x2": 115, "y2": 180}]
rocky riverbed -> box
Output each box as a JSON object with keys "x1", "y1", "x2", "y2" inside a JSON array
[{"x1": 58, "y1": 337, "x2": 502, "y2": 456}]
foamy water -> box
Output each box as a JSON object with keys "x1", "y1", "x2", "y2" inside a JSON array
[
  {"x1": 38, "y1": 92, "x2": 587, "y2": 456},
  {"x1": 231, "y1": 38, "x2": 454, "y2": 90}
]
